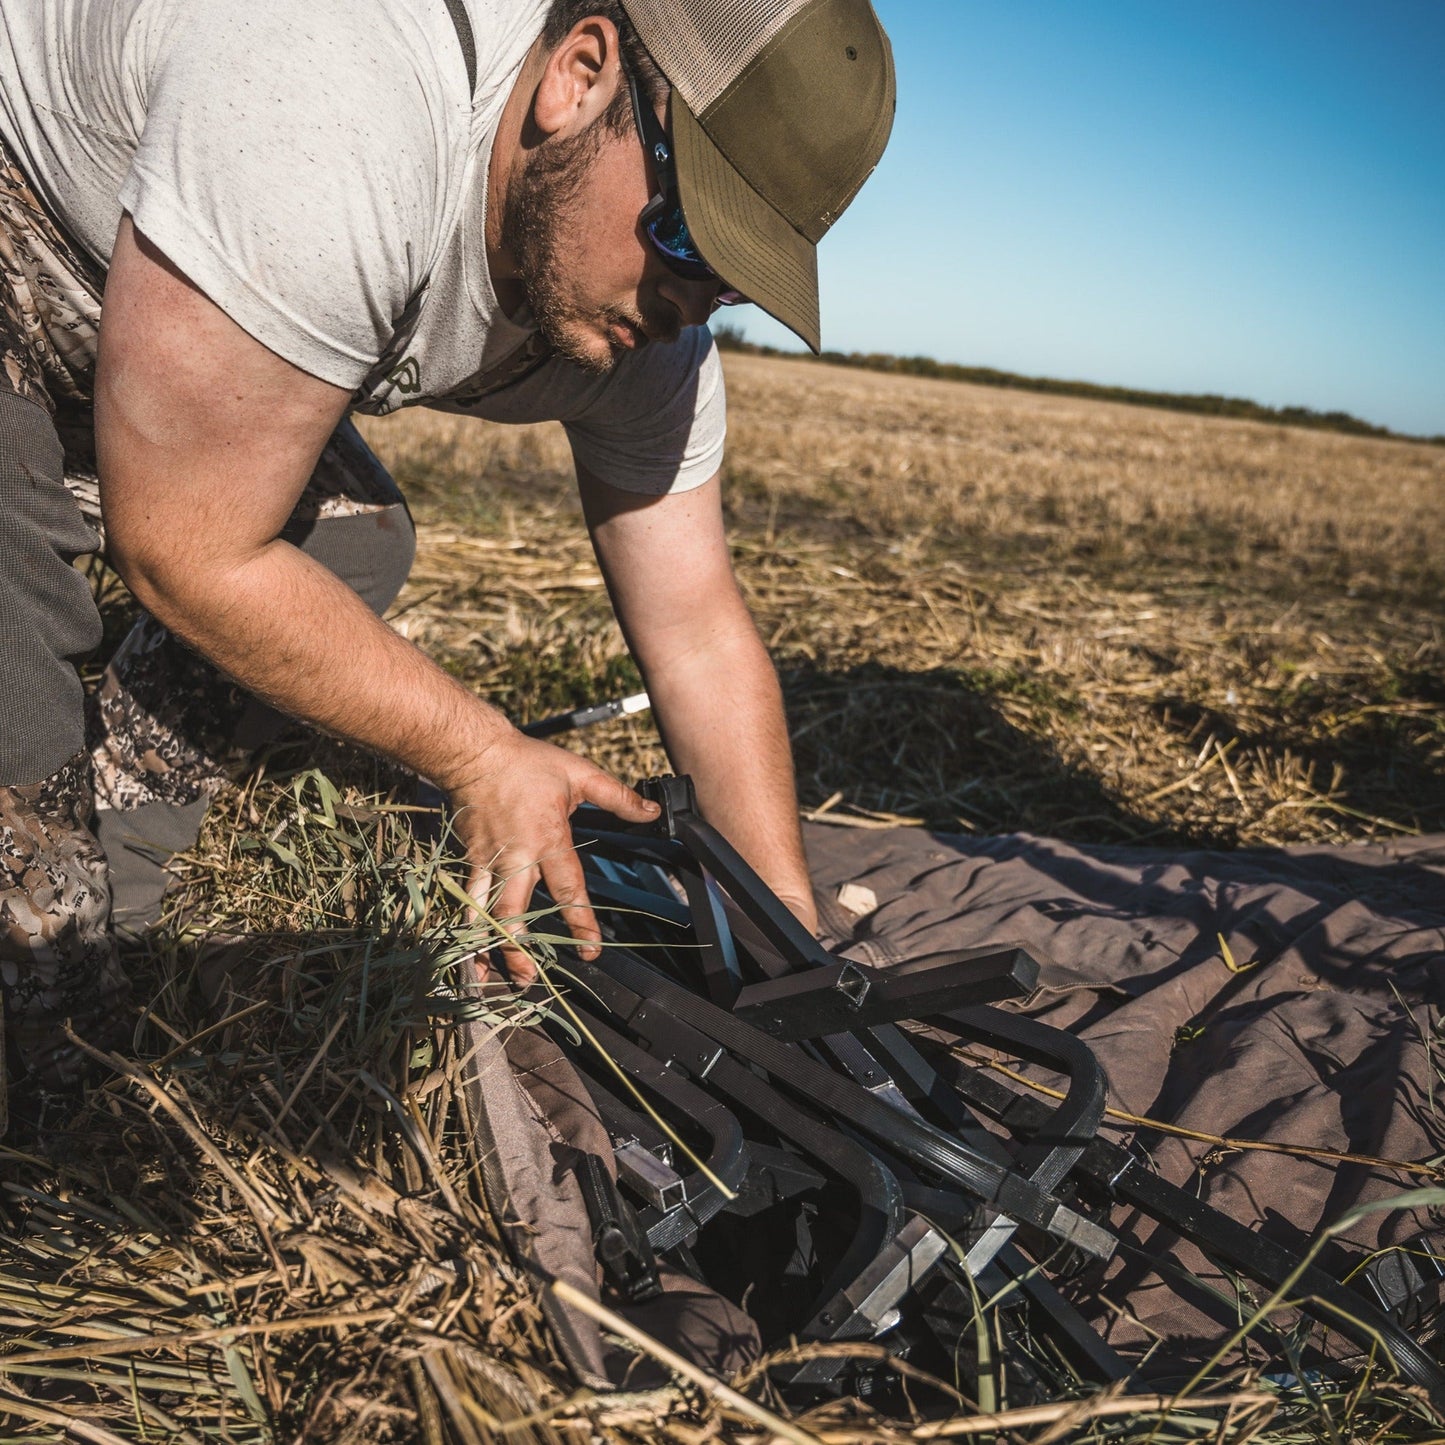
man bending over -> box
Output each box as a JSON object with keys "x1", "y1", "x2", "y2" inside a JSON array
[{"x1": 0, "y1": 0, "x2": 894, "y2": 1100}]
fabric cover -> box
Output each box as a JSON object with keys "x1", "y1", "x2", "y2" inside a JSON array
[
  {"x1": 805, "y1": 821, "x2": 1445, "y2": 1360},
  {"x1": 457, "y1": 968, "x2": 759, "y2": 1388}
]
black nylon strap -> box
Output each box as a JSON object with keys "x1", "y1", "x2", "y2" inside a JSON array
[{"x1": 442, "y1": 0, "x2": 478, "y2": 95}]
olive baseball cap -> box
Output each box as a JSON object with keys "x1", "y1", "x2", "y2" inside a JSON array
[{"x1": 619, "y1": 0, "x2": 895, "y2": 352}]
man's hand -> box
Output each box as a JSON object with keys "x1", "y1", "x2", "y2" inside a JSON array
[
  {"x1": 96, "y1": 216, "x2": 651, "y2": 974},
  {"x1": 450, "y1": 733, "x2": 659, "y2": 979}
]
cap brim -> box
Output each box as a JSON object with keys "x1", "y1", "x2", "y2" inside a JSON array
[{"x1": 670, "y1": 97, "x2": 822, "y2": 354}]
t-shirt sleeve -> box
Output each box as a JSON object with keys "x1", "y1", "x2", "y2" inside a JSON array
[
  {"x1": 560, "y1": 324, "x2": 727, "y2": 494},
  {"x1": 118, "y1": 0, "x2": 452, "y2": 389}
]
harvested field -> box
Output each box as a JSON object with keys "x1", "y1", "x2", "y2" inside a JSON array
[
  {"x1": 3, "y1": 352, "x2": 1443, "y2": 1442},
  {"x1": 372, "y1": 352, "x2": 1445, "y2": 847}
]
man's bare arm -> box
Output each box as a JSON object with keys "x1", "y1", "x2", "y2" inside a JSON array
[
  {"x1": 97, "y1": 217, "x2": 658, "y2": 974},
  {"x1": 579, "y1": 466, "x2": 816, "y2": 931}
]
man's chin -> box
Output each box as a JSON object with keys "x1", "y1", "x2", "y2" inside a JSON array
[{"x1": 541, "y1": 318, "x2": 626, "y2": 377}]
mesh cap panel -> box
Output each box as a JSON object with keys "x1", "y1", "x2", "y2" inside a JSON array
[{"x1": 620, "y1": 0, "x2": 808, "y2": 111}]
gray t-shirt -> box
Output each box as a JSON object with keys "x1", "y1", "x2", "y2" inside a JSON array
[{"x1": 0, "y1": 0, "x2": 725, "y2": 493}]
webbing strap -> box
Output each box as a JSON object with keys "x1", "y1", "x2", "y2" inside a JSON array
[{"x1": 442, "y1": 0, "x2": 478, "y2": 95}]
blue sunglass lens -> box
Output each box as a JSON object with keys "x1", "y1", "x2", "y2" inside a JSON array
[
  {"x1": 647, "y1": 206, "x2": 712, "y2": 273},
  {"x1": 646, "y1": 211, "x2": 746, "y2": 303}
]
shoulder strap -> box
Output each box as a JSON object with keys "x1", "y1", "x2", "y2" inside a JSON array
[{"x1": 442, "y1": 0, "x2": 478, "y2": 96}]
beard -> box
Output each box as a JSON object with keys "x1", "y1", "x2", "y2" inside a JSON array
[{"x1": 500, "y1": 127, "x2": 674, "y2": 374}]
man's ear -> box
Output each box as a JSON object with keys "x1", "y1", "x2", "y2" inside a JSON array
[{"x1": 532, "y1": 18, "x2": 623, "y2": 139}]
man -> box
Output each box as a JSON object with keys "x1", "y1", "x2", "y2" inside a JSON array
[{"x1": 0, "y1": 0, "x2": 894, "y2": 1101}]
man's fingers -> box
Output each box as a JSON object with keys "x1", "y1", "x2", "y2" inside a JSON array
[
  {"x1": 540, "y1": 851, "x2": 603, "y2": 960},
  {"x1": 485, "y1": 850, "x2": 601, "y2": 977},
  {"x1": 493, "y1": 865, "x2": 542, "y2": 983},
  {"x1": 465, "y1": 865, "x2": 495, "y2": 919},
  {"x1": 451, "y1": 744, "x2": 649, "y2": 978},
  {"x1": 580, "y1": 768, "x2": 661, "y2": 824},
  {"x1": 493, "y1": 864, "x2": 538, "y2": 932}
]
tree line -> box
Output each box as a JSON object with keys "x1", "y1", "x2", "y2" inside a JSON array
[{"x1": 710, "y1": 325, "x2": 1444, "y2": 447}]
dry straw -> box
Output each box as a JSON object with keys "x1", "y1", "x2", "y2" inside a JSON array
[
  {"x1": 370, "y1": 353, "x2": 1444, "y2": 848},
  {"x1": 4, "y1": 355, "x2": 1442, "y2": 1441}
]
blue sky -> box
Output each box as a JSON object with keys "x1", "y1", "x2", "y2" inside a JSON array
[{"x1": 730, "y1": 0, "x2": 1445, "y2": 438}]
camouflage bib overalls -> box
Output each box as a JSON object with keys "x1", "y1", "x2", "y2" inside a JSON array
[{"x1": 0, "y1": 139, "x2": 416, "y2": 1098}]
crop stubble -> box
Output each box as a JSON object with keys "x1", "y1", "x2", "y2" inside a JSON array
[
  {"x1": 3, "y1": 353, "x2": 1441, "y2": 1445},
  {"x1": 362, "y1": 351, "x2": 1445, "y2": 847}
]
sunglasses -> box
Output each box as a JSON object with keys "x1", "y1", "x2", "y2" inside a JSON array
[{"x1": 623, "y1": 62, "x2": 746, "y2": 307}]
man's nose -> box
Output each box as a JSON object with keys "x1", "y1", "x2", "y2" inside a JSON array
[{"x1": 658, "y1": 271, "x2": 720, "y2": 330}]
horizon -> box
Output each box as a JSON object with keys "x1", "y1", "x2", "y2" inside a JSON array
[
  {"x1": 727, "y1": 0, "x2": 1445, "y2": 440},
  {"x1": 711, "y1": 325, "x2": 1444, "y2": 445}
]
